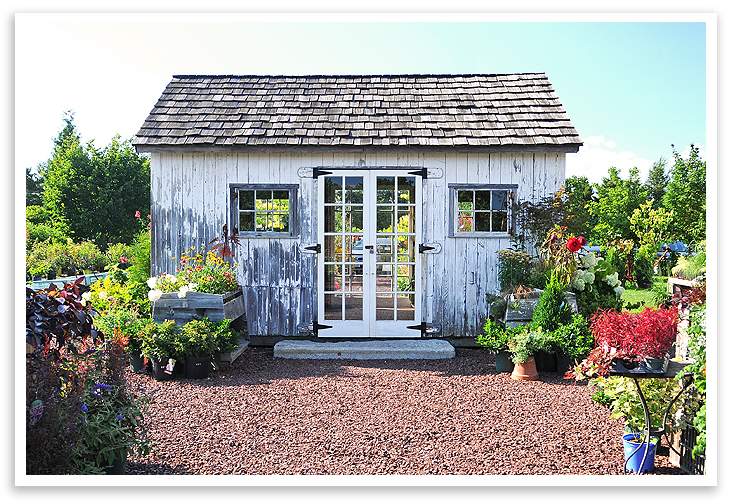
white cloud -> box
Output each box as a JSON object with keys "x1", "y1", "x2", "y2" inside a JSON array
[{"x1": 566, "y1": 138, "x2": 654, "y2": 185}]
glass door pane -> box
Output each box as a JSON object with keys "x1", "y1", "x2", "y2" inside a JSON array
[{"x1": 322, "y1": 175, "x2": 365, "y2": 324}]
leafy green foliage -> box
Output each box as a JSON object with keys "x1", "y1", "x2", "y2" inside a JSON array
[
  {"x1": 564, "y1": 175, "x2": 595, "y2": 238},
  {"x1": 213, "y1": 318, "x2": 241, "y2": 355},
  {"x1": 570, "y1": 251, "x2": 624, "y2": 319},
  {"x1": 40, "y1": 114, "x2": 150, "y2": 248},
  {"x1": 139, "y1": 320, "x2": 180, "y2": 361},
  {"x1": 550, "y1": 313, "x2": 594, "y2": 361},
  {"x1": 588, "y1": 166, "x2": 647, "y2": 246},
  {"x1": 643, "y1": 157, "x2": 669, "y2": 208},
  {"x1": 634, "y1": 244, "x2": 656, "y2": 289},
  {"x1": 590, "y1": 376, "x2": 682, "y2": 431},
  {"x1": 663, "y1": 144, "x2": 706, "y2": 246},
  {"x1": 629, "y1": 199, "x2": 674, "y2": 250},
  {"x1": 496, "y1": 239, "x2": 532, "y2": 292},
  {"x1": 26, "y1": 167, "x2": 44, "y2": 206},
  {"x1": 476, "y1": 319, "x2": 513, "y2": 353},
  {"x1": 179, "y1": 319, "x2": 219, "y2": 358},
  {"x1": 531, "y1": 274, "x2": 574, "y2": 332},
  {"x1": 678, "y1": 303, "x2": 706, "y2": 458},
  {"x1": 507, "y1": 325, "x2": 550, "y2": 364}
]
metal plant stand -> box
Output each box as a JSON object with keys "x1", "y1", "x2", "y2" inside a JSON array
[{"x1": 609, "y1": 360, "x2": 693, "y2": 474}]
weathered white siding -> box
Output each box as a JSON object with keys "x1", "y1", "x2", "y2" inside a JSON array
[{"x1": 150, "y1": 150, "x2": 565, "y2": 338}]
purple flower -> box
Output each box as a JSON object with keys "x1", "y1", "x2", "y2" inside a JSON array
[
  {"x1": 93, "y1": 383, "x2": 112, "y2": 391},
  {"x1": 78, "y1": 403, "x2": 88, "y2": 413},
  {"x1": 117, "y1": 411, "x2": 124, "y2": 420}
]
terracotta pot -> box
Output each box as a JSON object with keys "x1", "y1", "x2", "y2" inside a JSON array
[{"x1": 511, "y1": 356, "x2": 539, "y2": 381}]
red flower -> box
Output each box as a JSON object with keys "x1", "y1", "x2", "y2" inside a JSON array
[
  {"x1": 135, "y1": 210, "x2": 141, "y2": 218},
  {"x1": 566, "y1": 237, "x2": 582, "y2": 252},
  {"x1": 578, "y1": 236, "x2": 587, "y2": 246}
]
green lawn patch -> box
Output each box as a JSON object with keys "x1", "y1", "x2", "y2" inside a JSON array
[{"x1": 622, "y1": 276, "x2": 668, "y2": 312}]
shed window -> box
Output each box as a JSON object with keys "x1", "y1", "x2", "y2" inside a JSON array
[
  {"x1": 232, "y1": 185, "x2": 297, "y2": 237},
  {"x1": 450, "y1": 185, "x2": 515, "y2": 236}
]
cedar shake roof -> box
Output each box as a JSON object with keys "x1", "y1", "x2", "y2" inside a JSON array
[{"x1": 133, "y1": 73, "x2": 582, "y2": 152}]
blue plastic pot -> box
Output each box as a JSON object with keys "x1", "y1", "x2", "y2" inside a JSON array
[{"x1": 622, "y1": 433, "x2": 657, "y2": 473}]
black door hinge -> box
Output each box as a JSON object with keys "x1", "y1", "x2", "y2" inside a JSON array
[
  {"x1": 304, "y1": 244, "x2": 321, "y2": 253},
  {"x1": 313, "y1": 322, "x2": 332, "y2": 335},
  {"x1": 419, "y1": 243, "x2": 436, "y2": 253},
  {"x1": 313, "y1": 168, "x2": 333, "y2": 178},
  {"x1": 408, "y1": 168, "x2": 428, "y2": 179},
  {"x1": 406, "y1": 322, "x2": 441, "y2": 336}
]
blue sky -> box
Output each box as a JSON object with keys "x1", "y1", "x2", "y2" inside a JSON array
[{"x1": 15, "y1": 14, "x2": 710, "y2": 184}]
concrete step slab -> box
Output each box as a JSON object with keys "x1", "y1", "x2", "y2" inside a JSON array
[{"x1": 273, "y1": 339, "x2": 455, "y2": 360}]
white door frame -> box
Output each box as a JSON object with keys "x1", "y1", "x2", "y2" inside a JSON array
[{"x1": 316, "y1": 169, "x2": 422, "y2": 338}]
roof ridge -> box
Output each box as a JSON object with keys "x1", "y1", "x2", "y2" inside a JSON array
[{"x1": 170, "y1": 73, "x2": 547, "y2": 79}]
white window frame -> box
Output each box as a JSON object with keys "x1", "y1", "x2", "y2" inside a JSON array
[
  {"x1": 230, "y1": 184, "x2": 299, "y2": 238},
  {"x1": 448, "y1": 184, "x2": 516, "y2": 237}
]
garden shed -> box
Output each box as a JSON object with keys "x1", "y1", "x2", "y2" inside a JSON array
[{"x1": 133, "y1": 73, "x2": 582, "y2": 342}]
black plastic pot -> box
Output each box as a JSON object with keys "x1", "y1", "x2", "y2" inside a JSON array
[
  {"x1": 150, "y1": 358, "x2": 175, "y2": 381},
  {"x1": 185, "y1": 355, "x2": 212, "y2": 379},
  {"x1": 535, "y1": 351, "x2": 557, "y2": 372}
]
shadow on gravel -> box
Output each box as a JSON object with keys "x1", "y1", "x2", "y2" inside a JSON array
[
  {"x1": 126, "y1": 461, "x2": 194, "y2": 475},
  {"x1": 176, "y1": 347, "x2": 592, "y2": 389}
]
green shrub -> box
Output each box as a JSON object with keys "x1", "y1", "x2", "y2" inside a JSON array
[
  {"x1": 139, "y1": 320, "x2": 180, "y2": 361},
  {"x1": 476, "y1": 319, "x2": 513, "y2": 354},
  {"x1": 69, "y1": 240, "x2": 108, "y2": 272},
  {"x1": 531, "y1": 274, "x2": 574, "y2": 332},
  {"x1": 507, "y1": 325, "x2": 549, "y2": 364},
  {"x1": 93, "y1": 303, "x2": 148, "y2": 353},
  {"x1": 589, "y1": 376, "x2": 682, "y2": 431},
  {"x1": 214, "y1": 318, "x2": 241, "y2": 355},
  {"x1": 551, "y1": 313, "x2": 594, "y2": 361},
  {"x1": 634, "y1": 244, "x2": 655, "y2": 289}
]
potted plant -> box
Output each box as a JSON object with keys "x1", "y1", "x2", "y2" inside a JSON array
[
  {"x1": 212, "y1": 318, "x2": 241, "y2": 368},
  {"x1": 507, "y1": 325, "x2": 549, "y2": 381},
  {"x1": 476, "y1": 319, "x2": 515, "y2": 373},
  {"x1": 139, "y1": 320, "x2": 181, "y2": 380},
  {"x1": 550, "y1": 313, "x2": 594, "y2": 375},
  {"x1": 590, "y1": 307, "x2": 678, "y2": 372},
  {"x1": 179, "y1": 318, "x2": 218, "y2": 379}
]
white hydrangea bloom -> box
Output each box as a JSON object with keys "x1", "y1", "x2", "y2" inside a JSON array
[
  {"x1": 572, "y1": 278, "x2": 586, "y2": 291},
  {"x1": 584, "y1": 252, "x2": 597, "y2": 268},
  {"x1": 583, "y1": 271, "x2": 595, "y2": 285},
  {"x1": 614, "y1": 286, "x2": 625, "y2": 298},
  {"x1": 177, "y1": 286, "x2": 189, "y2": 298},
  {"x1": 606, "y1": 272, "x2": 619, "y2": 287},
  {"x1": 146, "y1": 277, "x2": 157, "y2": 289},
  {"x1": 148, "y1": 289, "x2": 163, "y2": 302},
  {"x1": 188, "y1": 282, "x2": 198, "y2": 292}
]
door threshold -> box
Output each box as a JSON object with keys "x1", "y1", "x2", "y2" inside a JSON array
[{"x1": 273, "y1": 339, "x2": 455, "y2": 359}]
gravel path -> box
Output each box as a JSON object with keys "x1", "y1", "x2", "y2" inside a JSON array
[{"x1": 126, "y1": 347, "x2": 684, "y2": 476}]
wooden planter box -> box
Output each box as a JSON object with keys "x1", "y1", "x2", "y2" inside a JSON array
[{"x1": 152, "y1": 287, "x2": 246, "y2": 325}]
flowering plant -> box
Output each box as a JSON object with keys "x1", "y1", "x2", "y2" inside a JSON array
[
  {"x1": 497, "y1": 239, "x2": 533, "y2": 292},
  {"x1": 540, "y1": 225, "x2": 583, "y2": 284},
  {"x1": 569, "y1": 251, "x2": 624, "y2": 317},
  {"x1": 69, "y1": 328, "x2": 154, "y2": 474},
  {"x1": 147, "y1": 247, "x2": 239, "y2": 301}
]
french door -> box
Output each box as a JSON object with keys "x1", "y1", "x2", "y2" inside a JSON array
[{"x1": 316, "y1": 170, "x2": 422, "y2": 337}]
